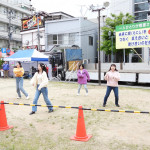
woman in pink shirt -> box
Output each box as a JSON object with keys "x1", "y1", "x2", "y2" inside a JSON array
[{"x1": 103, "y1": 64, "x2": 120, "y2": 107}]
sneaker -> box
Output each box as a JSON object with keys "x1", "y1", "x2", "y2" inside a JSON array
[
  {"x1": 116, "y1": 104, "x2": 120, "y2": 107},
  {"x1": 103, "y1": 104, "x2": 106, "y2": 107},
  {"x1": 77, "y1": 93, "x2": 80, "y2": 96},
  {"x1": 29, "y1": 111, "x2": 35, "y2": 115},
  {"x1": 85, "y1": 93, "x2": 88, "y2": 96},
  {"x1": 17, "y1": 97, "x2": 21, "y2": 99},
  {"x1": 48, "y1": 110, "x2": 54, "y2": 113},
  {"x1": 26, "y1": 96, "x2": 29, "y2": 100}
]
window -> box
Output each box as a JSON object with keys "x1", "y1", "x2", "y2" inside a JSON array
[
  {"x1": 135, "y1": 3, "x2": 149, "y2": 12},
  {"x1": 134, "y1": 0, "x2": 147, "y2": 3},
  {"x1": 135, "y1": 12, "x2": 148, "y2": 20},
  {"x1": 58, "y1": 34, "x2": 63, "y2": 44},
  {"x1": 48, "y1": 33, "x2": 79, "y2": 46},
  {"x1": 53, "y1": 35, "x2": 57, "y2": 44},
  {"x1": 89, "y1": 36, "x2": 93, "y2": 46},
  {"x1": 69, "y1": 33, "x2": 79, "y2": 45},
  {"x1": 3, "y1": 7, "x2": 7, "y2": 15}
]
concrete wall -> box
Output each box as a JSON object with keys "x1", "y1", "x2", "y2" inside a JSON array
[
  {"x1": 80, "y1": 18, "x2": 97, "y2": 63},
  {"x1": 84, "y1": 63, "x2": 150, "y2": 72}
]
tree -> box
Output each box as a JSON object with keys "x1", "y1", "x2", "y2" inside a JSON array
[
  {"x1": 101, "y1": 13, "x2": 134, "y2": 63},
  {"x1": 0, "y1": 59, "x2": 4, "y2": 69}
]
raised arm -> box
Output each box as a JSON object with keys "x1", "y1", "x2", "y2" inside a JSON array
[{"x1": 104, "y1": 72, "x2": 109, "y2": 80}]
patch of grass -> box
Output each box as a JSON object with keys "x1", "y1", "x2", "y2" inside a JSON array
[
  {"x1": 36, "y1": 119, "x2": 43, "y2": 123},
  {"x1": 109, "y1": 140, "x2": 150, "y2": 150},
  {"x1": 29, "y1": 123, "x2": 33, "y2": 127},
  {"x1": 125, "y1": 104, "x2": 141, "y2": 111}
]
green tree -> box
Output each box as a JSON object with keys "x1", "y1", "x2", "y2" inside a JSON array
[
  {"x1": 101, "y1": 12, "x2": 134, "y2": 63},
  {"x1": 0, "y1": 59, "x2": 4, "y2": 69}
]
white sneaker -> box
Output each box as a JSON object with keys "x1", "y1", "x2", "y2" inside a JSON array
[
  {"x1": 17, "y1": 97, "x2": 21, "y2": 99},
  {"x1": 77, "y1": 93, "x2": 80, "y2": 96},
  {"x1": 26, "y1": 96, "x2": 29, "y2": 100},
  {"x1": 85, "y1": 93, "x2": 88, "y2": 96}
]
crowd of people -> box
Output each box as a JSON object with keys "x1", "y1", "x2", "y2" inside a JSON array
[{"x1": 1, "y1": 61, "x2": 121, "y2": 115}]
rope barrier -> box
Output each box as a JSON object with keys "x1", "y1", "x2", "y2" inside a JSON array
[{"x1": 0, "y1": 102, "x2": 150, "y2": 114}]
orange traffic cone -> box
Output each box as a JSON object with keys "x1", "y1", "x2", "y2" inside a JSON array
[
  {"x1": 0, "y1": 101, "x2": 13, "y2": 131},
  {"x1": 70, "y1": 106, "x2": 92, "y2": 142}
]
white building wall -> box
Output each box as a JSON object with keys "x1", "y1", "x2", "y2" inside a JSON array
[
  {"x1": 45, "y1": 18, "x2": 80, "y2": 35},
  {"x1": 21, "y1": 28, "x2": 45, "y2": 50},
  {"x1": 110, "y1": 0, "x2": 134, "y2": 16},
  {"x1": 45, "y1": 18, "x2": 98, "y2": 63},
  {"x1": 80, "y1": 18, "x2": 97, "y2": 63}
]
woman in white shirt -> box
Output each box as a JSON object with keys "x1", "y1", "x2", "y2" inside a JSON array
[{"x1": 29, "y1": 63, "x2": 53, "y2": 115}]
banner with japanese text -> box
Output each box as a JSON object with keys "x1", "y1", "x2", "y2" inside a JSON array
[{"x1": 116, "y1": 21, "x2": 150, "y2": 49}]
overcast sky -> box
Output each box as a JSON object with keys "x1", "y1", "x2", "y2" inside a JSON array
[{"x1": 31, "y1": 0, "x2": 110, "y2": 19}]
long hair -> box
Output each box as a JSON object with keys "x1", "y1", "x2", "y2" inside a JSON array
[
  {"x1": 38, "y1": 63, "x2": 48, "y2": 76},
  {"x1": 109, "y1": 64, "x2": 118, "y2": 71}
]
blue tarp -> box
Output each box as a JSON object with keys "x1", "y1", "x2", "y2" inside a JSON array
[{"x1": 66, "y1": 49, "x2": 82, "y2": 61}]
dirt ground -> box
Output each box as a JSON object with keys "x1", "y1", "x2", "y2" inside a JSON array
[{"x1": 0, "y1": 78, "x2": 150, "y2": 150}]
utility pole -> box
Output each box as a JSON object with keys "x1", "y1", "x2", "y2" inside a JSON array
[
  {"x1": 90, "y1": 2, "x2": 109, "y2": 85},
  {"x1": 92, "y1": 7, "x2": 105, "y2": 85},
  {"x1": 7, "y1": 10, "x2": 13, "y2": 49},
  {"x1": 37, "y1": 12, "x2": 40, "y2": 51},
  {"x1": 122, "y1": 18, "x2": 125, "y2": 65}
]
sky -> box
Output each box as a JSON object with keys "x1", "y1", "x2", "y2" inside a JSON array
[{"x1": 31, "y1": 0, "x2": 110, "y2": 19}]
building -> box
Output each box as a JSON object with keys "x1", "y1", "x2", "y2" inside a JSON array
[
  {"x1": 21, "y1": 11, "x2": 74, "y2": 51},
  {"x1": 0, "y1": 0, "x2": 33, "y2": 51},
  {"x1": 110, "y1": 0, "x2": 149, "y2": 22},
  {"x1": 110, "y1": 0, "x2": 134, "y2": 16},
  {"x1": 105, "y1": 0, "x2": 150, "y2": 64},
  {"x1": 45, "y1": 17, "x2": 98, "y2": 63}
]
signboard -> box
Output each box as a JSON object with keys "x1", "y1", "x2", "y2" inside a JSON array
[
  {"x1": 22, "y1": 16, "x2": 42, "y2": 30},
  {"x1": 1, "y1": 48, "x2": 6, "y2": 57},
  {"x1": 116, "y1": 21, "x2": 150, "y2": 49},
  {"x1": 6, "y1": 49, "x2": 11, "y2": 54}
]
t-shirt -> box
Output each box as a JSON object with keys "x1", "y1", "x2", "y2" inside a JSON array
[{"x1": 13, "y1": 68, "x2": 24, "y2": 77}]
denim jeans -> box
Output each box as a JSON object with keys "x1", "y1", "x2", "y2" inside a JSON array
[
  {"x1": 103, "y1": 86, "x2": 119, "y2": 105},
  {"x1": 78, "y1": 84, "x2": 88, "y2": 94},
  {"x1": 16, "y1": 77, "x2": 28, "y2": 98},
  {"x1": 32, "y1": 85, "x2": 53, "y2": 112}
]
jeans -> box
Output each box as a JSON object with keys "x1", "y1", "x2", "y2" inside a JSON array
[
  {"x1": 103, "y1": 86, "x2": 119, "y2": 105},
  {"x1": 32, "y1": 85, "x2": 53, "y2": 112},
  {"x1": 16, "y1": 77, "x2": 28, "y2": 98},
  {"x1": 78, "y1": 84, "x2": 88, "y2": 94}
]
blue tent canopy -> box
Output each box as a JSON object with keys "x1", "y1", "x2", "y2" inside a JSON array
[{"x1": 4, "y1": 49, "x2": 49, "y2": 61}]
